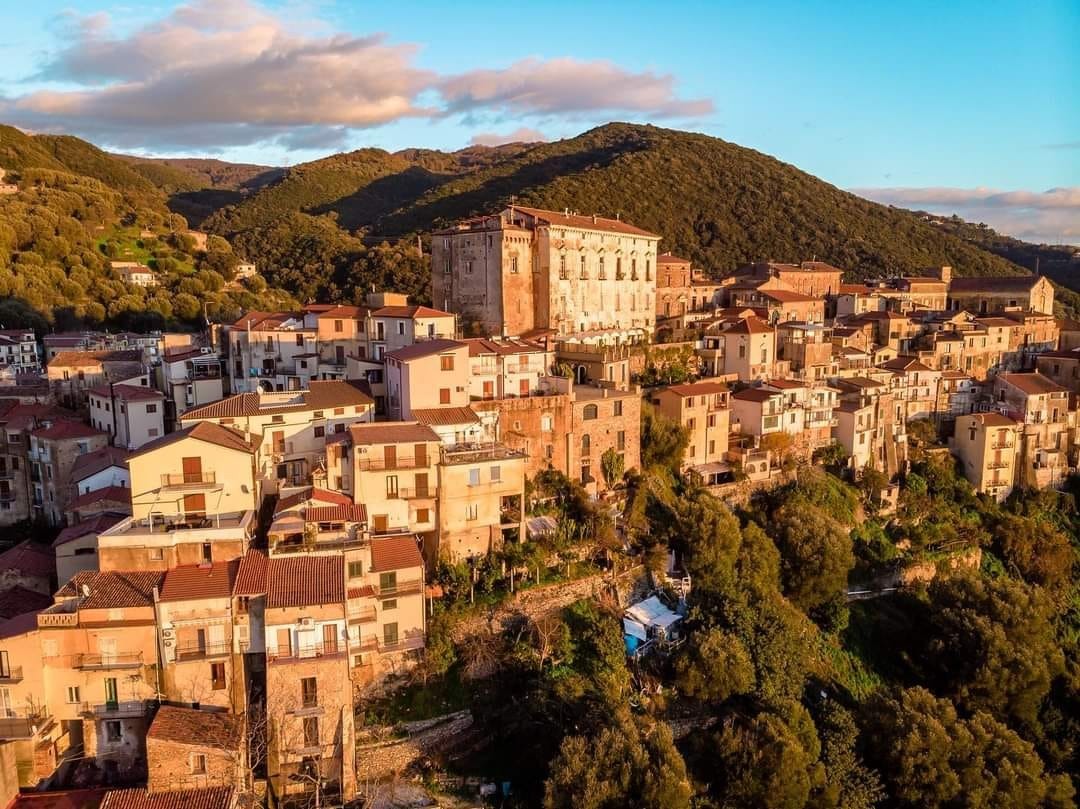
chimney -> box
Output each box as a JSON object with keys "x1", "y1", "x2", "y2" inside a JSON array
[
  {"x1": 592, "y1": 214, "x2": 598, "y2": 224},
  {"x1": 564, "y1": 207, "x2": 569, "y2": 216}
]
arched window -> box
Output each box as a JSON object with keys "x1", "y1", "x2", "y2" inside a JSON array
[
  {"x1": 582, "y1": 404, "x2": 598, "y2": 420},
  {"x1": 581, "y1": 434, "x2": 591, "y2": 453}
]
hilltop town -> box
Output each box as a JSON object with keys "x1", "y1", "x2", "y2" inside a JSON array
[{"x1": 0, "y1": 205, "x2": 1077, "y2": 808}]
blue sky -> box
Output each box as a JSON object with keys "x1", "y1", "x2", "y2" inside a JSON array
[{"x1": 1, "y1": 0, "x2": 1077, "y2": 242}]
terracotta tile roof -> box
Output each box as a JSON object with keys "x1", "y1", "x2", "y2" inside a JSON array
[
  {"x1": 31, "y1": 420, "x2": 105, "y2": 441},
  {"x1": 510, "y1": 206, "x2": 660, "y2": 238},
  {"x1": 412, "y1": 406, "x2": 480, "y2": 426},
  {"x1": 0, "y1": 609, "x2": 44, "y2": 640},
  {"x1": 69, "y1": 486, "x2": 132, "y2": 512},
  {"x1": 180, "y1": 380, "x2": 371, "y2": 420},
  {"x1": 88, "y1": 383, "x2": 164, "y2": 402},
  {"x1": 879, "y1": 356, "x2": 935, "y2": 373},
  {"x1": 731, "y1": 387, "x2": 781, "y2": 403},
  {"x1": 266, "y1": 556, "x2": 344, "y2": 608},
  {"x1": 349, "y1": 421, "x2": 440, "y2": 446},
  {"x1": 664, "y1": 381, "x2": 729, "y2": 397},
  {"x1": 758, "y1": 289, "x2": 819, "y2": 303},
  {"x1": 48, "y1": 349, "x2": 142, "y2": 368},
  {"x1": 370, "y1": 535, "x2": 424, "y2": 572},
  {"x1": 721, "y1": 317, "x2": 774, "y2": 335},
  {"x1": 233, "y1": 550, "x2": 268, "y2": 596},
  {"x1": 160, "y1": 561, "x2": 238, "y2": 602},
  {"x1": 306, "y1": 504, "x2": 368, "y2": 523},
  {"x1": 7, "y1": 789, "x2": 108, "y2": 809},
  {"x1": 56, "y1": 571, "x2": 164, "y2": 609},
  {"x1": 134, "y1": 421, "x2": 258, "y2": 456},
  {"x1": 313, "y1": 305, "x2": 367, "y2": 319},
  {"x1": 657, "y1": 252, "x2": 691, "y2": 265},
  {"x1": 162, "y1": 347, "x2": 209, "y2": 363},
  {"x1": 464, "y1": 337, "x2": 546, "y2": 356},
  {"x1": 53, "y1": 514, "x2": 125, "y2": 548},
  {"x1": 0, "y1": 541, "x2": 54, "y2": 580},
  {"x1": 228, "y1": 310, "x2": 302, "y2": 331},
  {"x1": 974, "y1": 316, "x2": 1016, "y2": 328},
  {"x1": 838, "y1": 284, "x2": 875, "y2": 294},
  {"x1": 763, "y1": 378, "x2": 807, "y2": 390},
  {"x1": 71, "y1": 446, "x2": 131, "y2": 482},
  {"x1": 148, "y1": 705, "x2": 242, "y2": 749},
  {"x1": 385, "y1": 339, "x2": 465, "y2": 362},
  {"x1": 348, "y1": 585, "x2": 376, "y2": 599},
  {"x1": 0, "y1": 585, "x2": 53, "y2": 620},
  {"x1": 372, "y1": 305, "x2": 453, "y2": 319},
  {"x1": 972, "y1": 412, "x2": 1019, "y2": 427},
  {"x1": 998, "y1": 372, "x2": 1069, "y2": 396},
  {"x1": 950, "y1": 275, "x2": 1042, "y2": 292},
  {"x1": 837, "y1": 376, "x2": 884, "y2": 389},
  {"x1": 275, "y1": 487, "x2": 353, "y2": 514},
  {"x1": 100, "y1": 787, "x2": 233, "y2": 809}
]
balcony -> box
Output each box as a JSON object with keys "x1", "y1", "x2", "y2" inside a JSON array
[
  {"x1": 991, "y1": 440, "x2": 1014, "y2": 450},
  {"x1": 393, "y1": 486, "x2": 435, "y2": 500},
  {"x1": 160, "y1": 471, "x2": 219, "y2": 489},
  {"x1": 986, "y1": 460, "x2": 1011, "y2": 470},
  {"x1": 347, "y1": 606, "x2": 377, "y2": 625},
  {"x1": 0, "y1": 710, "x2": 51, "y2": 740},
  {"x1": 75, "y1": 652, "x2": 143, "y2": 670},
  {"x1": 440, "y1": 443, "x2": 525, "y2": 466},
  {"x1": 267, "y1": 642, "x2": 344, "y2": 664},
  {"x1": 174, "y1": 641, "x2": 231, "y2": 662},
  {"x1": 357, "y1": 456, "x2": 430, "y2": 471},
  {"x1": 377, "y1": 632, "x2": 426, "y2": 653},
  {"x1": 375, "y1": 579, "x2": 423, "y2": 598},
  {"x1": 81, "y1": 700, "x2": 148, "y2": 718},
  {"x1": 0, "y1": 665, "x2": 23, "y2": 683}
]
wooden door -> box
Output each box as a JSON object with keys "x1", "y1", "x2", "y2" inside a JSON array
[
  {"x1": 181, "y1": 456, "x2": 201, "y2": 484},
  {"x1": 414, "y1": 444, "x2": 427, "y2": 467},
  {"x1": 415, "y1": 472, "x2": 429, "y2": 499},
  {"x1": 322, "y1": 623, "x2": 337, "y2": 654},
  {"x1": 276, "y1": 628, "x2": 292, "y2": 658},
  {"x1": 383, "y1": 445, "x2": 396, "y2": 469},
  {"x1": 183, "y1": 493, "x2": 206, "y2": 517}
]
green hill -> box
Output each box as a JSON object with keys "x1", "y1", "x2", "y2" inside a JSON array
[
  {"x1": 197, "y1": 123, "x2": 1063, "y2": 308},
  {"x1": 0, "y1": 125, "x2": 296, "y2": 332}
]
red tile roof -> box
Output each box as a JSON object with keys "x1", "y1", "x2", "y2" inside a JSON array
[
  {"x1": 758, "y1": 288, "x2": 819, "y2": 303},
  {"x1": 972, "y1": 412, "x2": 1019, "y2": 427},
  {"x1": 370, "y1": 535, "x2": 424, "y2": 572},
  {"x1": 510, "y1": 206, "x2": 660, "y2": 238},
  {"x1": 180, "y1": 380, "x2": 371, "y2": 420},
  {"x1": 950, "y1": 275, "x2": 1042, "y2": 292},
  {"x1": 48, "y1": 349, "x2": 142, "y2": 368},
  {"x1": 0, "y1": 609, "x2": 44, "y2": 640},
  {"x1": 275, "y1": 486, "x2": 353, "y2": 513},
  {"x1": 879, "y1": 356, "x2": 935, "y2": 373},
  {"x1": 71, "y1": 446, "x2": 131, "y2": 482},
  {"x1": 373, "y1": 305, "x2": 453, "y2": 319},
  {"x1": 233, "y1": 550, "x2": 268, "y2": 596},
  {"x1": 148, "y1": 705, "x2": 242, "y2": 749},
  {"x1": 385, "y1": 339, "x2": 464, "y2": 362},
  {"x1": 721, "y1": 317, "x2": 774, "y2": 335},
  {"x1": 266, "y1": 556, "x2": 344, "y2": 608},
  {"x1": 53, "y1": 514, "x2": 125, "y2": 548},
  {"x1": 31, "y1": 420, "x2": 105, "y2": 442},
  {"x1": 88, "y1": 383, "x2": 164, "y2": 402},
  {"x1": 305, "y1": 504, "x2": 368, "y2": 523},
  {"x1": 69, "y1": 486, "x2": 131, "y2": 511},
  {"x1": 731, "y1": 387, "x2": 782, "y2": 403},
  {"x1": 998, "y1": 372, "x2": 1069, "y2": 396},
  {"x1": 412, "y1": 406, "x2": 480, "y2": 426},
  {"x1": 134, "y1": 421, "x2": 258, "y2": 456},
  {"x1": 656, "y1": 252, "x2": 691, "y2": 265},
  {"x1": 0, "y1": 541, "x2": 54, "y2": 580},
  {"x1": 7, "y1": 789, "x2": 108, "y2": 809},
  {"x1": 160, "y1": 561, "x2": 238, "y2": 602},
  {"x1": 100, "y1": 787, "x2": 233, "y2": 809},
  {"x1": 349, "y1": 421, "x2": 440, "y2": 446},
  {"x1": 664, "y1": 381, "x2": 729, "y2": 397},
  {"x1": 56, "y1": 571, "x2": 164, "y2": 609},
  {"x1": 464, "y1": 337, "x2": 546, "y2": 356}
]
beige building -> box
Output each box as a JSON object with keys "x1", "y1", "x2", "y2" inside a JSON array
[
  {"x1": 992, "y1": 372, "x2": 1074, "y2": 489},
  {"x1": 88, "y1": 384, "x2": 165, "y2": 450},
  {"x1": 730, "y1": 261, "x2": 844, "y2": 298},
  {"x1": 698, "y1": 317, "x2": 777, "y2": 381},
  {"x1": 432, "y1": 206, "x2": 660, "y2": 340},
  {"x1": 46, "y1": 350, "x2": 146, "y2": 409},
  {"x1": 180, "y1": 381, "x2": 374, "y2": 491},
  {"x1": 948, "y1": 275, "x2": 1054, "y2": 315},
  {"x1": 952, "y1": 412, "x2": 1020, "y2": 500},
  {"x1": 160, "y1": 347, "x2": 225, "y2": 421},
  {"x1": 465, "y1": 337, "x2": 553, "y2": 401},
  {"x1": 437, "y1": 443, "x2": 525, "y2": 561},
  {"x1": 652, "y1": 381, "x2": 730, "y2": 471},
  {"x1": 145, "y1": 706, "x2": 244, "y2": 793},
  {"x1": 384, "y1": 340, "x2": 470, "y2": 420},
  {"x1": 28, "y1": 420, "x2": 109, "y2": 526}
]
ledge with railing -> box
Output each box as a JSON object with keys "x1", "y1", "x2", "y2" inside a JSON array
[
  {"x1": 173, "y1": 641, "x2": 231, "y2": 662},
  {"x1": 267, "y1": 642, "x2": 344, "y2": 663},
  {"x1": 375, "y1": 579, "x2": 423, "y2": 598},
  {"x1": 0, "y1": 709, "x2": 51, "y2": 740},
  {"x1": 357, "y1": 456, "x2": 431, "y2": 471},
  {"x1": 0, "y1": 665, "x2": 23, "y2": 682},
  {"x1": 160, "y1": 471, "x2": 217, "y2": 488},
  {"x1": 75, "y1": 652, "x2": 143, "y2": 670},
  {"x1": 81, "y1": 700, "x2": 149, "y2": 718}
]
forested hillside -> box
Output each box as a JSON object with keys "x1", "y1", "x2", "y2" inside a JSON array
[
  {"x1": 195, "y1": 123, "x2": 1062, "y2": 307},
  {"x1": 0, "y1": 124, "x2": 296, "y2": 332}
]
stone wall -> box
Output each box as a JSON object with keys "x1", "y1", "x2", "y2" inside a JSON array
[{"x1": 146, "y1": 737, "x2": 238, "y2": 793}]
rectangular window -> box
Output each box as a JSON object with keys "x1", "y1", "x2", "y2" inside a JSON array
[
  {"x1": 379, "y1": 572, "x2": 397, "y2": 592},
  {"x1": 191, "y1": 753, "x2": 206, "y2": 775},
  {"x1": 439, "y1": 388, "x2": 450, "y2": 404},
  {"x1": 613, "y1": 400, "x2": 623, "y2": 416},
  {"x1": 106, "y1": 721, "x2": 122, "y2": 742},
  {"x1": 149, "y1": 547, "x2": 164, "y2": 561},
  {"x1": 490, "y1": 465, "x2": 501, "y2": 482},
  {"x1": 303, "y1": 717, "x2": 319, "y2": 748},
  {"x1": 382, "y1": 599, "x2": 397, "y2": 611},
  {"x1": 334, "y1": 319, "x2": 343, "y2": 333},
  {"x1": 383, "y1": 622, "x2": 399, "y2": 646},
  {"x1": 348, "y1": 561, "x2": 363, "y2": 578},
  {"x1": 67, "y1": 686, "x2": 80, "y2": 704},
  {"x1": 301, "y1": 677, "x2": 317, "y2": 708},
  {"x1": 466, "y1": 503, "x2": 479, "y2": 520},
  {"x1": 468, "y1": 468, "x2": 480, "y2": 486},
  {"x1": 146, "y1": 403, "x2": 157, "y2": 413},
  {"x1": 416, "y1": 507, "x2": 430, "y2": 523},
  {"x1": 210, "y1": 662, "x2": 226, "y2": 690},
  {"x1": 440, "y1": 355, "x2": 454, "y2": 371},
  {"x1": 386, "y1": 475, "x2": 399, "y2": 497},
  {"x1": 314, "y1": 425, "x2": 325, "y2": 438}
]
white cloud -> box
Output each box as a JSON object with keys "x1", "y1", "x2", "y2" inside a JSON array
[
  {"x1": 854, "y1": 186, "x2": 1080, "y2": 246},
  {"x1": 1, "y1": 1, "x2": 711, "y2": 153},
  {"x1": 469, "y1": 127, "x2": 547, "y2": 146},
  {"x1": 441, "y1": 57, "x2": 713, "y2": 119}
]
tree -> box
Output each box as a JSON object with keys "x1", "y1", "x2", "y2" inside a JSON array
[
  {"x1": 674, "y1": 627, "x2": 755, "y2": 704},
  {"x1": 992, "y1": 513, "x2": 1075, "y2": 596},
  {"x1": 640, "y1": 405, "x2": 690, "y2": 473},
  {"x1": 923, "y1": 573, "x2": 1065, "y2": 729},
  {"x1": 862, "y1": 686, "x2": 1072, "y2": 809},
  {"x1": 771, "y1": 501, "x2": 854, "y2": 615},
  {"x1": 600, "y1": 447, "x2": 625, "y2": 490},
  {"x1": 418, "y1": 606, "x2": 456, "y2": 684},
  {"x1": 811, "y1": 701, "x2": 884, "y2": 809},
  {"x1": 544, "y1": 710, "x2": 692, "y2": 809}
]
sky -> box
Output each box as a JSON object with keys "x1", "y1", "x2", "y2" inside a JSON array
[{"x1": 0, "y1": 0, "x2": 1077, "y2": 244}]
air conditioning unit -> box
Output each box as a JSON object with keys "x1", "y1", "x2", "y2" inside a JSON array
[
  {"x1": 298, "y1": 617, "x2": 314, "y2": 628},
  {"x1": 161, "y1": 628, "x2": 175, "y2": 639}
]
